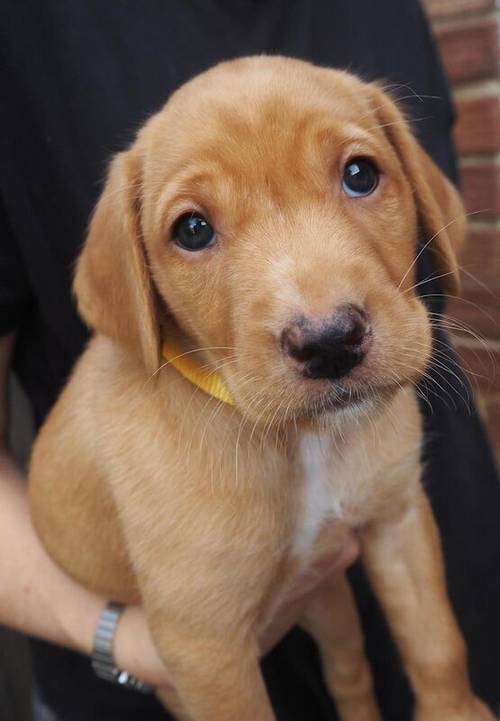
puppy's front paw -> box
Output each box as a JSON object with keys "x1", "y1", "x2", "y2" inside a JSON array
[{"x1": 415, "y1": 696, "x2": 497, "y2": 721}]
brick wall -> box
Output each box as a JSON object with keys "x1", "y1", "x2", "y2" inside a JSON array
[{"x1": 423, "y1": 0, "x2": 500, "y2": 465}]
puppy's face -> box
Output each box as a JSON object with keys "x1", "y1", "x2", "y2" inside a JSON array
[{"x1": 76, "y1": 57, "x2": 464, "y2": 426}]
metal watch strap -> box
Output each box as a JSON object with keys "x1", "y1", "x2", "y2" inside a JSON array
[{"x1": 91, "y1": 601, "x2": 154, "y2": 693}]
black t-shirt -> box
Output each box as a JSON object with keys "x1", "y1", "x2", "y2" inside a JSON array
[{"x1": 1, "y1": 2, "x2": 499, "y2": 720}]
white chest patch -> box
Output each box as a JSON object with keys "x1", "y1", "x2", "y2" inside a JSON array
[{"x1": 293, "y1": 431, "x2": 342, "y2": 559}]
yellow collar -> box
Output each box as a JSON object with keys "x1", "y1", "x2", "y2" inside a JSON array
[{"x1": 162, "y1": 340, "x2": 234, "y2": 405}]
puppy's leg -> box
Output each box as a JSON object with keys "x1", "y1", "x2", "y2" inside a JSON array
[
  {"x1": 361, "y1": 487, "x2": 495, "y2": 721},
  {"x1": 151, "y1": 627, "x2": 275, "y2": 721},
  {"x1": 301, "y1": 573, "x2": 382, "y2": 721}
]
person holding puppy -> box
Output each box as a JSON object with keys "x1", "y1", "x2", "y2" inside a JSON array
[{"x1": 1, "y1": 2, "x2": 499, "y2": 720}]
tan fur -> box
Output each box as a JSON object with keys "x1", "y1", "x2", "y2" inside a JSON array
[{"x1": 29, "y1": 57, "x2": 493, "y2": 720}]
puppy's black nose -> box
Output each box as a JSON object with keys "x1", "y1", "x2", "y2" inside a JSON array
[{"x1": 281, "y1": 305, "x2": 369, "y2": 380}]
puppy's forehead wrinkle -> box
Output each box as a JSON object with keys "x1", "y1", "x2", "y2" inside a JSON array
[
  {"x1": 149, "y1": 78, "x2": 385, "y2": 210},
  {"x1": 152, "y1": 125, "x2": 368, "y2": 226}
]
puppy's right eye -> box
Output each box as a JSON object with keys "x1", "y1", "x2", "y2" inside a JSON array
[
  {"x1": 342, "y1": 158, "x2": 379, "y2": 198},
  {"x1": 172, "y1": 213, "x2": 216, "y2": 251}
]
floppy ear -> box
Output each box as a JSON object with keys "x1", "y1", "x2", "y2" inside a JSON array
[
  {"x1": 74, "y1": 149, "x2": 161, "y2": 374},
  {"x1": 368, "y1": 84, "x2": 465, "y2": 296}
]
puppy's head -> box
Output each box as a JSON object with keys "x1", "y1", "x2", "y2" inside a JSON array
[{"x1": 75, "y1": 56, "x2": 465, "y2": 426}]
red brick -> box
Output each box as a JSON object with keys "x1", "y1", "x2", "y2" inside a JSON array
[
  {"x1": 459, "y1": 229, "x2": 500, "y2": 291},
  {"x1": 424, "y1": 0, "x2": 495, "y2": 19},
  {"x1": 453, "y1": 338, "x2": 500, "y2": 393},
  {"x1": 454, "y1": 95, "x2": 500, "y2": 154},
  {"x1": 442, "y1": 226, "x2": 500, "y2": 389},
  {"x1": 460, "y1": 163, "x2": 500, "y2": 218},
  {"x1": 447, "y1": 287, "x2": 500, "y2": 339},
  {"x1": 436, "y1": 21, "x2": 500, "y2": 83},
  {"x1": 436, "y1": 228, "x2": 500, "y2": 342}
]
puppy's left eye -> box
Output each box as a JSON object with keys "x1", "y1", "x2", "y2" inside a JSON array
[
  {"x1": 172, "y1": 212, "x2": 216, "y2": 251},
  {"x1": 342, "y1": 158, "x2": 379, "y2": 198}
]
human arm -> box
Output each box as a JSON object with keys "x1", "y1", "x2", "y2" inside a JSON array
[{"x1": 0, "y1": 332, "x2": 172, "y2": 684}]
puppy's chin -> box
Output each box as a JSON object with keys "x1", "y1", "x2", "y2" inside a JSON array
[
  {"x1": 297, "y1": 381, "x2": 396, "y2": 430},
  {"x1": 233, "y1": 375, "x2": 403, "y2": 434}
]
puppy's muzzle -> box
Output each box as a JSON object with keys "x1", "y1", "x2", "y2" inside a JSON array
[{"x1": 281, "y1": 304, "x2": 369, "y2": 380}]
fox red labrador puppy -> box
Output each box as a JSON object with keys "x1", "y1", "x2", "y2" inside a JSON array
[{"x1": 29, "y1": 56, "x2": 494, "y2": 721}]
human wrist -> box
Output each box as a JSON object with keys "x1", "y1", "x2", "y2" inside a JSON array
[
  {"x1": 90, "y1": 602, "x2": 155, "y2": 692},
  {"x1": 111, "y1": 604, "x2": 171, "y2": 688},
  {"x1": 56, "y1": 587, "x2": 169, "y2": 689}
]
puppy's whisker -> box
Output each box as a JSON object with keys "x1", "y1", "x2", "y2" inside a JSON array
[
  {"x1": 397, "y1": 216, "x2": 462, "y2": 292},
  {"x1": 428, "y1": 311, "x2": 497, "y2": 347},
  {"x1": 230, "y1": 373, "x2": 286, "y2": 487},
  {"x1": 144, "y1": 346, "x2": 238, "y2": 386},
  {"x1": 364, "y1": 115, "x2": 433, "y2": 136},
  {"x1": 401, "y1": 269, "x2": 457, "y2": 295},
  {"x1": 395, "y1": 354, "x2": 465, "y2": 411}
]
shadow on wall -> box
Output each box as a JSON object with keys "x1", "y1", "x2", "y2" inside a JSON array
[{"x1": 1, "y1": 375, "x2": 35, "y2": 721}]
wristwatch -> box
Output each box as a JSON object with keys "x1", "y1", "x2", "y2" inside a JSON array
[{"x1": 91, "y1": 601, "x2": 155, "y2": 693}]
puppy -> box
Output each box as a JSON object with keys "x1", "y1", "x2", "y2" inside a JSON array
[{"x1": 29, "y1": 56, "x2": 494, "y2": 721}]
